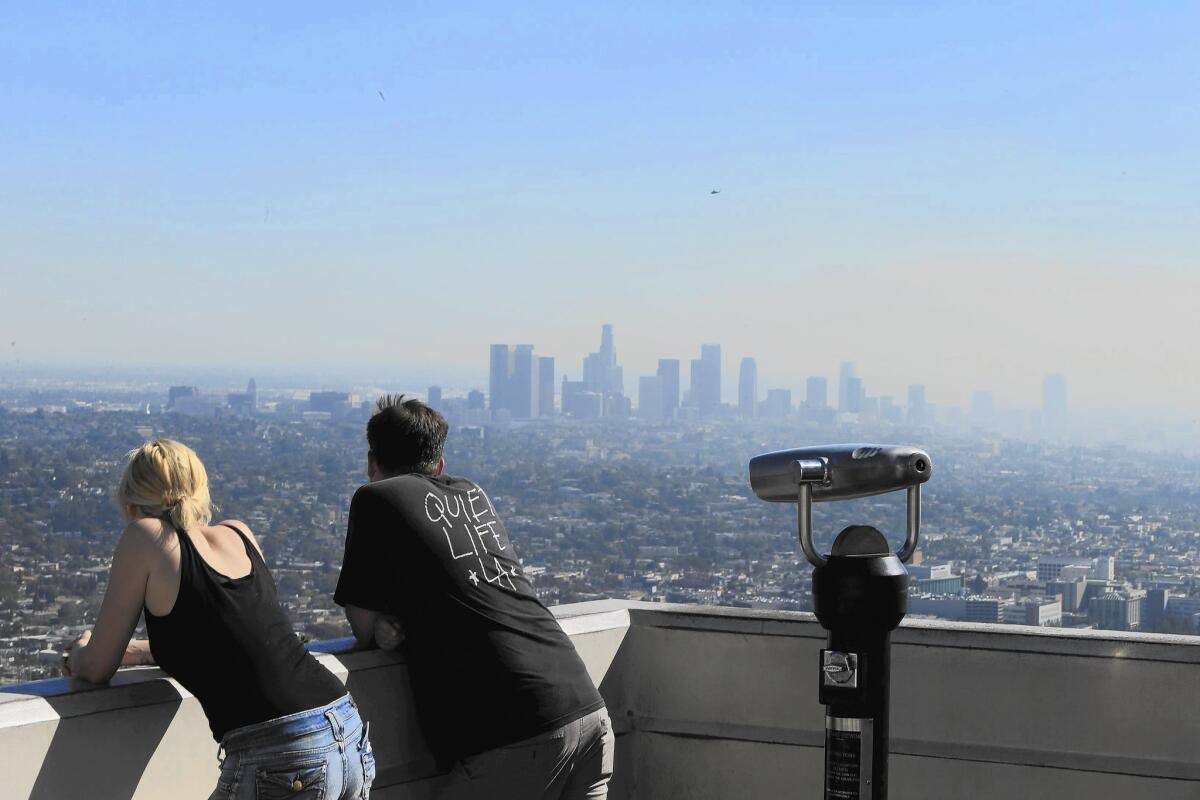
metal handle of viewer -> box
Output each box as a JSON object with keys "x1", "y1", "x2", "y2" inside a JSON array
[
  {"x1": 792, "y1": 459, "x2": 829, "y2": 568},
  {"x1": 797, "y1": 482, "x2": 827, "y2": 568},
  {"x1": 793, "y1": 461, "x2": 921, "y2": 567},
  {"x1": 897, "y1": 484, "x2": 920, "y2": 563}
]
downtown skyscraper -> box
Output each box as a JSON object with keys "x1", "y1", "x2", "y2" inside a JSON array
[
  {"x1": 538, "y1": 357, "x2": 555, "y2": 417},
  {"x1": 489, "y1": 344, "x2": 513, "y2": 418},
  {"x1": 657, "y1": 359, "x2": 680, "y2": 419},
  {"x1": 489, "y1": 344, "x2": 543, "y2": 418},
  {"x1": 691, "y1": 344, "x2": 721, "y2": 416},
  {"x1": 560, "y1": 324, "x2": 629, "y2": 418},
  {"x1": 838, "y1": 361, "x2": 856, "y2": 413},
  {"x1": 583, "y1": 324, "x2": 623, "y2": 396},
  {"x1": 805, "y1": 376, "x2": 828, "y2": 409},
  {"x1": 738, "y1": 357, "x2": 757, "y2": 419}
]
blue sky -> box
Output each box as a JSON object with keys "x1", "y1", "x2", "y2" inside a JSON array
[{"x1": 2, "y1": 3, "x2": 1198, "y2": 412}]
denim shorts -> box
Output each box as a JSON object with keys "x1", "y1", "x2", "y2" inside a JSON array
[{"x1": 210, "y1": 694, "x2": 376, "y2": 800}]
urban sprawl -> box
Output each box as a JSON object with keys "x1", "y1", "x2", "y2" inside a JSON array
[{"x1": 2, "y1": 326, "x2": 1198, "y2": 683}]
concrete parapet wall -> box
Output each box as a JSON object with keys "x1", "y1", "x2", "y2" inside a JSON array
[
  {"x1": 1, "y1": 601, "x2": 1197, "y2": 799},
  {"x1": 609, "y1": 604, "x2": 1200, "y2": 799},
  {"x1": 0, "y1": 604, "x2": 631, "y2": 800}
]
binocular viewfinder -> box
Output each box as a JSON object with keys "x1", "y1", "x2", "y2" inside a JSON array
[{"x1": 749, "y1": 444, "x2": 932, "y2": 567}]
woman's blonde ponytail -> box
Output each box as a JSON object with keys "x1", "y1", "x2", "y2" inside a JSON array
[{"x1": 116, "y1": 440, "x2": 213, "y2": 530}]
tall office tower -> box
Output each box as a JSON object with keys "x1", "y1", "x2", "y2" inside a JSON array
[
  {"x1": 582, "y1": 353, "x2": 601, "y2": 389},
  {"x1": 838, "y1": 362, "x2": 856, "y2": 412},
  {"x1": 561, "y1": 376, "x2": 586, "y2": 417},
  {"x1": 1043, "y1": 373, "x2": 1067, "y2": 433},
  {"x1": 638, "y1": 376, "x2": 664, "y2": 420},
  {"x1": 467, "y1": 390, "x2": 485, "y2": 411},
  {"x1": 246, "y1": 379, "x2": 257, "y2": 412},
  {"x1": 695, "y1": 344, "x2": 721, "y2": 415},
  {"x1": 538, "y1": 357, "x2": 555, "y2": 416},
  {"x1": 600, "y1": 323, "x2": 615, "y2": 363},
  {"x1": 805, "y1": 376, "x2": 828, "y2": 409},
  {"x1": 427, "y1": 386, "x2": 443, "y2": 410},
  {"x1": 489, "y1": 344, "x2": 513, "y2": 417},
  {"x1": 656, "y1": 359, "x2": 681, "y2": 419},
  {"x1": 509, "y1": 345, "x2": 539, "y2": 418},
  {"x1": 970, "y1": 390, "x2": 994, "y2": 428},
  {"x1": 738, "y1": 357, "x2": 758, "y2": 419},
  {"x1": 761, "y1": 388, "x2": 792, "y2": 418},
  {"x1": 582, "y1": 323, "x2": 624, "y2": 398},
  {"x1": 907, "y1": 384, "x2": 928, "y2": 426},
  {"x1": 845, "y1": 377, "x2": 864, "y2": 413}
]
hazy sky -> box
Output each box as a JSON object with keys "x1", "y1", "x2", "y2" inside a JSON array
[{"x1": 2, "y1": 3, "x2": 1198, "y2": 413}]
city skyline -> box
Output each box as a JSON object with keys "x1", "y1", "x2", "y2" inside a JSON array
[
  {"x1": 488, "y1": 324, "x2": 1068, "y2": 424},
  {"x1": 0, "y1": 336, "x2": 1140, "y2": 428},
  {"x1": 0, "y1": 317, "x2": 1127, "y2": 417}
]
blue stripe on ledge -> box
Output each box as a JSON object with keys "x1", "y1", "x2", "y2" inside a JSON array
[{"x1": 0, "y1": 636, "x2": 365, "y2": 696}]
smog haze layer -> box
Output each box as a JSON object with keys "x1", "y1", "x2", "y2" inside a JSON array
[{"x1": 2, "y1": 3, "x2": 1198, "y2": 415}]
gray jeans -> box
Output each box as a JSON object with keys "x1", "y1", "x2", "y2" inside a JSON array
[{"x1": 437, "y1": 707, "x2": 615, "y2": 800}]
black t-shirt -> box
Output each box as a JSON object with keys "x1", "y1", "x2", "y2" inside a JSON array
[{"x1": 334, "y1": 474, "x2": 604, "y2": 761}]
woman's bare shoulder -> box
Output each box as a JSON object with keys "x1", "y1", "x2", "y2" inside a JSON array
[
  {"x1": 117, "y1": 517, "x2": 176, "y2": 557},
  {"x1": 215, "y1": 519, "x2": 264, "y2": 557}
]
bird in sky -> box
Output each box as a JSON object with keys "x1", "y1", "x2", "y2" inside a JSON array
[
  {"x1": 378, "y1": 90, "x2": 386, "y2": 102},
  {"x1": 710, "y1": 189, "x2": 721, "y2": 195}
]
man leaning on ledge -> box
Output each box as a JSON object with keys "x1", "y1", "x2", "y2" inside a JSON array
[{"x1": 334, "y1": 395, "x2": 615, "y2": 799}]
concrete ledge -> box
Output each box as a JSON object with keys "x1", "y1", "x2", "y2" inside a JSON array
[{"x1": 0, "y1": 603, "x2": 631, "y2": 800}]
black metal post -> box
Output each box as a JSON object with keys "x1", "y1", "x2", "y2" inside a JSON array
[{"x1": 813, "y1": 525, "x2": 908, "y2": 799}]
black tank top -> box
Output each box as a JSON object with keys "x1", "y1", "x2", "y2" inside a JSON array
[{"x1": 144, "y1": 522, "x2": 345, "y2": 741}]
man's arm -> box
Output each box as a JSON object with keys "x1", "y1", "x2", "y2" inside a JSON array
[
  {"x1": 344, "y1": 604, "x2": 381, "y2": 648},
  {"x1": 336, "y1": 486, "x2": 404, "y2": 649},
  {"x1": 344, "y1": 606, "x2": 406, "y2": 650}
]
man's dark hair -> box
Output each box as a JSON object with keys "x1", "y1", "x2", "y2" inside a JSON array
[{"x1": 366, "y1": 394, "x2": 449, "y2": 476}]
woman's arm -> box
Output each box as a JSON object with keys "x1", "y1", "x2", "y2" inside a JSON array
[{"x1": 65, "y1": 522, "x2": 156, "y2": 683}]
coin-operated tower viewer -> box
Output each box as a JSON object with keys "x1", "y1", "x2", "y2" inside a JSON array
[{"x1": 749, "y1": 444, "x2": 932, "y2": 800}]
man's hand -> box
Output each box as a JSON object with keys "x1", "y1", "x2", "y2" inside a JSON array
[
  {"x1": 122, "y1": 638, "x2": 155, "y2": 667},
  {"x1": 374, "y1": 615, "x2": 405, "y2": 650},
  {"x1": 62, "y1": 630, "x2": 92, "y2": 677}
]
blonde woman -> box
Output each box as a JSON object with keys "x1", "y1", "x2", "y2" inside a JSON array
[{"x1": 64, "y1": 439, "x2": 375, "y2": 799}]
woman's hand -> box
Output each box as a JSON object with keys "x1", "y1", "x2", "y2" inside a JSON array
[{"x1": 62, "y1": 630, "x2": 92, "y2": 677}]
